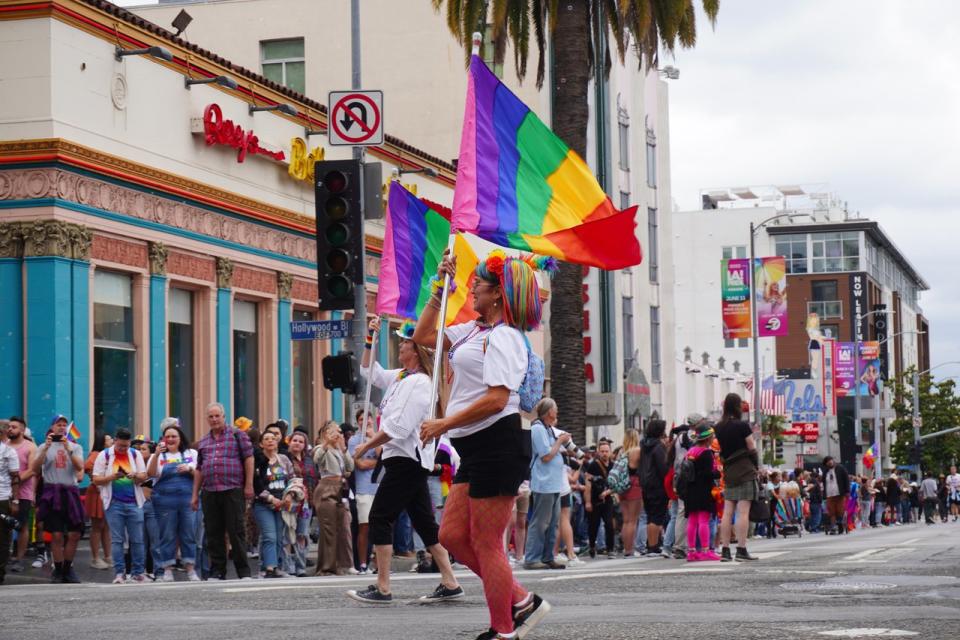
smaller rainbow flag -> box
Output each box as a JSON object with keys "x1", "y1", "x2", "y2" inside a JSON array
[
  {"x1": 378, "y1": 181, "x2": 478, "y2": 324},
  {"x1": 863, "y1": 442, "x2": 878, "y2": 469},
  {"x1": 67, "y1": 422, "x2": 82, "y2": 443}
]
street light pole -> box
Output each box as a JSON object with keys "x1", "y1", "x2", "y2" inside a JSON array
[{"x1": 749, "y1": 221, "x2": 763, "y2": 463}]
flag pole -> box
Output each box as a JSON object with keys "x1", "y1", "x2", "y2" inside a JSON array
[
  {"x1": 360, "y1": 317, "x2": 381, "y2": 444},
  {"x1": 427, "y1": 235, "x2": 457, "y2": 421}
]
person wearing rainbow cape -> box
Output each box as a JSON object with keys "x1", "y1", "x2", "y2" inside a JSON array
[
  {"x1": 347, "y1": 319, "x2": 463, "y2": 605},
  {"x1": 417, "y1": 249, "x2": 555, "y2": 640}
]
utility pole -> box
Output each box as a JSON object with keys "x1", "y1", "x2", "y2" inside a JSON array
[
  {"x1": 912, "y1": 368, "x2": 921, "y2": 478},
  {"x1": 749, "y1": 221, "x2": 763, "y2": 464},
  {"x1": 349, "y1": 0, "x2": 368, "y2": 402}
]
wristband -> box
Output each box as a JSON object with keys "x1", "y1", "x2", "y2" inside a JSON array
[{"x1": 429, "y1": 274, "x2": 457, "y2": 297}]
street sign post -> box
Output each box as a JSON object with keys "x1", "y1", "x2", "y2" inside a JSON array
[
  {"x1": 290, "y1": 319, "x2": 352, "y2": 341},
  {"x1": 328, "y1": 90, "x2": 383, "y2": 146}
]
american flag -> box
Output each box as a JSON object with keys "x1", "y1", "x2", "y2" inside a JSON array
[
  {"x1": 744, "y1": 379, "x2": 754, "y2": 392},
  {"x1": 761, "y1": 388, "x2": 787, "y2": 416}
]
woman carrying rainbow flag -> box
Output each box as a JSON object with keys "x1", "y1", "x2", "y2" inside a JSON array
[{"x1": 417, "y1": 248, "x2": 554, "y2": 640}]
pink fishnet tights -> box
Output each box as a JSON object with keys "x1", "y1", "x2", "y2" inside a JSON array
[{"x1": 439, "y1": 484, "x2": 529, "y2": 633}]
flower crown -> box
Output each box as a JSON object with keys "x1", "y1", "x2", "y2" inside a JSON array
[{"x1": 482, "y1": 249, "x2": 559, "y2": 279}]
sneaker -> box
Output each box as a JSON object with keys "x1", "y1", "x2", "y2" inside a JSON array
[
  {"x1": 588, "y1": 547, "x2": 596, "y2": 559},
  {"x1": 701, "y1": 550, "x2": 722, "y2": 561},
  {"x1": 92, "y1": 558, "x2": 111, "y2": 570},
  {"x1": 513, "y1": 593, "x2": 551, "y2": 639},
  {"x1": 672, "y1": 549, "x2": 687, "y2": 560},
  {"x1": 686, "y1": 551, "x2": 703, "y2": 562},
  {"x1": 661, "y1": 547, "x2": 672, "y2": 558},
  {"x1": 8, "y1": 559, "x2": 23, "y2": 573},
  {"x1": 187, "y1": 571, "x2": 201, "y2": 582},
  {"x1": 32, "y1": 553, "x2": 47, "y2": 569},
  {"x1": 566, "y1": 556, "x2": 585, "y2": 566},
  {"x1": 247, "y1": 549, "x2": 260, "y2": 558},
  {"x1": 50, "y1": 566, "x2": 62, "y2": 583},
  {"x1": 735, "y1": 548, "x2": 758, "y2": 561},
  {"x1": 145, "y1": 573, "x2": 156, "y2": 581},
  {"x1": 62, "y1": 567, "x2": 81, "y2": 584},
  {"x1": 553, "y1": 554, "x2": 567, "y2": 564},
  {"x1": 347, "y1": 584, "x2": 393, "y2": 604},
  {"x1": 522, "y1": 561, "x2": 548, "y2": 570},
  {"x1": 112, "y1": 574, "x2": 126, "y2": 584},
  {"x1": 418, "y1": 583, "x2": 465, "y2": 603},
  {"x1": 606, "y1": 553, "x2": 616, "y2": 560},
  {"x1": 474, "y1": 630, "x2": 515, "y2": 640},
  {"x1": 347, "y1": 567, "x2": 361, "y2": 575},
  {"x1": 721, "y1": 547, "x2": 734, "y2": 562},
  {"x1": 545, "y1": 560, "x2": 566, "y2": 570},
  {"x1": 264, "y1": 568, "x2": 282, "y2": 579},
  {"x1": 129, "y1": 574, "x2": 147, "y2": 584},
  {"x1": 358, "y1": 564, "x2": 369, "y2": 575},
  {"x1": 645, "y1": 546, "x2": 662, "y2": 557},
  {"x1": 161, "y1": 571, "x2": 175, "y2": 582}
]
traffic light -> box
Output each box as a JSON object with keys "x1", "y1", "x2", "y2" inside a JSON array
[
  {"x1": 322, "y1": 352, "x2": 359, "y2": 394},
  {"x1": 909, "y1": 442, "x2": 923, "y2": 465},
  {"x1": 775, "y1": 439, "x2": 784, "y2": 461},
  {"x1": 315, "y1": 159, "x2": 364, "y2": 311}
]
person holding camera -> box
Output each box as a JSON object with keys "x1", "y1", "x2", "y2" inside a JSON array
[
  {"x1": 585, "y1": 440, "x2": 616, "y2": 559},
  {"x1": 0, "y1": 420, "x2": 22, "y2": 585},
  {"x1": 92, "y1": 428, "x2": 149, "y2": 583},
  {"x1": 523, "y1": 397, "x2": 569, "y2": 570},
  {"x1": 31, "y1": 415, "x2": 85, "y2": 583}
]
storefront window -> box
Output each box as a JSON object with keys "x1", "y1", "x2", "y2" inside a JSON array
[
  {"x1": 168, "y1": 288, "x2": 194, "y2": 440},
  {"x1": 233, "y1": 299, "x2": 259, "y2": 422},
  {"x1": 93, "y1": 270, "x2": 135, "y2": 436},
  {"x1": 292, "y1": 309, "x2": 314, "y2": 433}
]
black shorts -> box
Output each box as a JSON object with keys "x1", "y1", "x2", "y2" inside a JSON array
[
  {"x1": 643, "y1": 490, "x2": 669, "y2": 526},
  {"x1": 560, "y1": 494, "x2": 572, "y2": 509},
  {"x1": 42, "y1": 505, "x2": 84, "y2": 534},
  {"x1": 369, "y1": 457, "x2": 439, "y2": 547},
  {"x1": 452, "y1": 414, "x2": 531, "y2": 500}
]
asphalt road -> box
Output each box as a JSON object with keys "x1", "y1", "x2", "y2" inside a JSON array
[{"x1": 3, "y1": 522, "x2": 959, "y2": 640}]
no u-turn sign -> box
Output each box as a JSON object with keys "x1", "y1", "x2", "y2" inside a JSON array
[{"x1": 328, "y1": 90, "x2": 383, "y2": 146}]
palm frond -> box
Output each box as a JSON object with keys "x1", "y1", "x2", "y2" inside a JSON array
[
  {"x1": 677, "y1": 0, "x2": 697, "y2": 48},
  {"x1": 604, "y1": 0, "x2": 627, "y2": 65},
  {"x1": 532, "y1": 0, "x2": 548, "y2": 88}
]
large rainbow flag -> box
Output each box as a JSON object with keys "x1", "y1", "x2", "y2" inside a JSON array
[
  {"x1": 452, "y1": 55, "x2": 642, "y2": 270},
  {"x1": 863, "y1": 442, "x2": 878, "y2": 469},
  {"x1": 377, "y1": 181, "x2": 478, "y2": 324}
]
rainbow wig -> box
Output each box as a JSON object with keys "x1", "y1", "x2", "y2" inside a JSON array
[{"x1": 476, "y1": 250, "x2": 556, "y2": 332}]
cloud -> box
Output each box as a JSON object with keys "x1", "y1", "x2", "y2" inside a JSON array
[{"x1": 669, "y1": 0, "x2": 960, "y2": 372}]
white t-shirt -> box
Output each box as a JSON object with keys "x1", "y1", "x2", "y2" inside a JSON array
[
  {"x1": 947, "y1": 473, "x2": 960, "y2": 494},
  {"x1": 445, "y1": 322, "x2": 526, "y2": 439},
  {"x1": 363, "y1": 362, "x2": 434, "y2": 465},
  {"x1": 0, "y1": 442, "x2": 20, "y2": 501}
]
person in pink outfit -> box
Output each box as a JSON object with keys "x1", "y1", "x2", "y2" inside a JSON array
[{"x1": 683, "y1": 424, "x2": 722, "y2": 562}]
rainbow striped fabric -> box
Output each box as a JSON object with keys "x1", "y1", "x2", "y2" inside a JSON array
[
  {"x1": 452, "y1": 55, "x2": 642, "y2": 270},
  {"x1": 67, "y1": 421, "x2": 82, "y2": 443},
  {"x1": 377, "y1": 181, "x2": 478, "y2": 324}
]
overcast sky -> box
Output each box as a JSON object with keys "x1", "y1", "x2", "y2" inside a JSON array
[
  {"x1": 667, "y1": 1, "x2": 959, "y2": 373},
  {"x1": 116, "y1": 0, "x2": 957, "y2": 373}
]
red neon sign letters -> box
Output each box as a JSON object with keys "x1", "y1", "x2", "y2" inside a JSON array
[{"x1": 202, "y1": 103, "x2": 286, "y2": 164}]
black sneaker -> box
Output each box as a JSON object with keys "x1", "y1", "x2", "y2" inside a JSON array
[
  {"x1": 418, "y1": 583, "x2": 465, "y2": 603},
  {"x1": 347, "y1": 584, "x2": 393, "y2": 604},
  {"x1": 264, "y1": 568, "x2": 282, "y2": 579},
  {"x1": 588, "y1": 547, "x2": 596, "y2": 559},
  {"x1": 50, "y1": 566, "x2": 63, "y2": 583},
  {"x1": 474, "y1": 629, "x2": 512, "y2": 640},
  {"x1": 545, "y1": 560, "x2": 566, "y2": 570},
  {"x1": 513, "y1": 593, "x2": 551, "y2": 639},
  {"x1": 735, "y1": 547, "x2": 758, "y2": 561},
  {"x1": 720, "y1": 547, "x2": 733, "y2": 562},
  {"x1": 8, "y1": 559, "x2": 23, "y2": 573},
  {"x1": 62, "y1": 567, "x2": 81, "y2": 584}
]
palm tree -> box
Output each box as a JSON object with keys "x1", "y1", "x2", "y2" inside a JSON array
[{"x1": 433, "y1": 0, "x2": 719, "y2": 443}]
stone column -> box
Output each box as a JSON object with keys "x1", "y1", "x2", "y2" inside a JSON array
[
  {"x1": 215, "y1": 257, "x2": 234, "y2": 418},
  {"x1": 149, "y1": 242, "x2": 169, "y2": 439}
]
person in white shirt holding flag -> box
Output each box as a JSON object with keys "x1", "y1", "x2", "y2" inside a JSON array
[{"x1": 347, "y1": 319, "x2": 463, "y2": 605}]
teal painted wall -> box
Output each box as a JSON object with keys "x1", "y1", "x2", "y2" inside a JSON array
[
  {"x1": 149, "y1": 275, "x2": 167, "y2": 440},
  {"x1": 277, "y1": 299, "x2": 292, "y2": 423},
  {"x1": 216, "y1": 288, "x2": 232, "y2": 421},
  {"x1": 0, "y1": 258, "x2": 23, "y2": 417}
]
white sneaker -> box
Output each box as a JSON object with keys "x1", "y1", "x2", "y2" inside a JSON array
[
  {"x1": 112, "y1": 574, "x2": 126, "y2": 584},
  {"x1": 347, "y1": 567, "x2": 360, "y2": 575},
  {"x1": 553, "y1": 554, "x2": 567, "y2": 564},
  {"x1": 161, "y1": 571, "x2": 175, "y2": 583},
  {"x1": 187, "y1": 570, "x2": 201, "y2": 582},
  {"x1": 566, "y1": 556, "x2": 585, "y2": 566}
]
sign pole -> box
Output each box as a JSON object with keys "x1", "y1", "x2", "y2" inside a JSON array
[{"x1": 349, "y1": 0, "x2": 368, "y2": 416}]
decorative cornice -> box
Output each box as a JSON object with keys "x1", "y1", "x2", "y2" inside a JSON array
[
  {"x1": 277, "y1": 272, "x2": 293, "y2": 300},
  {"x1": 0, "y1": 138, "x2": 315, "y2": 232},
  {"x1": 148, "y1": 241, "x2": 168, "y2": 275},
  {"x1": 215, "y1": 256, "x2": 234, "y2": 289},
  {"x1": 0, "y1": 221, "x2": 24, "y2": 258}
]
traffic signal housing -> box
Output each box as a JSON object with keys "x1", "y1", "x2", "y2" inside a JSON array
[
  {"x1": 322, "y1": 352, "x2": 359, "y2": 394},
  {"x1": 315, "y1": 159, "x2": 364, "y2": 311}
]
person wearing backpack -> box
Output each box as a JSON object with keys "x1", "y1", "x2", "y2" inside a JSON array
[
  {"x1": 523, "y1": 398, "x2": 569, "y2": 570},
  {"x1": 681, "y1": 424, "x2": 722, "y2": 561},
  {"x1": 417, "y1": 250, "x2": 554, "y2": 640},
  {"x1": 613, "y1": 429, "x2": 643, "y2": 558}
]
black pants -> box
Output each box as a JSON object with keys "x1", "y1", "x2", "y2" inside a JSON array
[
  {"x1": 0, "y1": 500, "x2": 11, "y2": 582},
  {"x1": 588, "y1": 500, "x2": 614, "y2": 552},
  {"x1": 923, "y1": 498, "x2": 937, "y2": 524},
  {"x1": 201, "y1": 489, "x2": 251, "y2": 578},
  {"x1": 369, "y1": 457, "x2": 439, "y2": 547}
]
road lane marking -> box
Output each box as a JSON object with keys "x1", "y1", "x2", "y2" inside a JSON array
[
  {"x1": 541, "y1": 567, "x2": 731, "y2": 581},
  {"x1": 844, "y1": 548, "x2": 883, "y2": 561},
  {"x1": 818, "y1": 628, "x2": 918, "y2": 637}
]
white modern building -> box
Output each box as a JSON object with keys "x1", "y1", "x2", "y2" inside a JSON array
[{"x1": 672, "y1": 185, "x2": 930, "y2": 472}]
